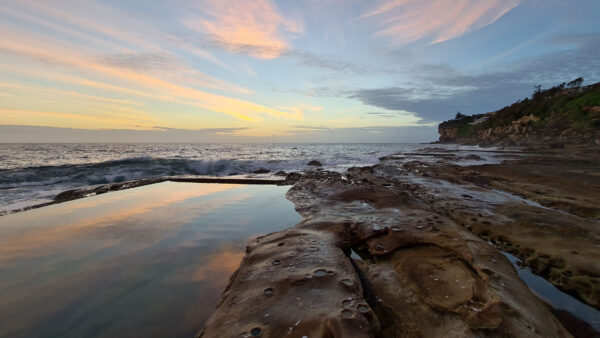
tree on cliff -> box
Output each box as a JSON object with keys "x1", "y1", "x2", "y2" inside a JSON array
[
  {"x1": 455, "y1": 112, "x2": 466, "y2": 119},
  {"x1": 567, "y1": 77, "x2": 584, "y2": 93},
  {"x1": 532, "y1": 85, "x2": 542, "y2": 99}
]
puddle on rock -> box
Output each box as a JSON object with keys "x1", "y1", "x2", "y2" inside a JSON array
[{"x1": 502, "y1": 252, "x2": 600, "y2": 332}]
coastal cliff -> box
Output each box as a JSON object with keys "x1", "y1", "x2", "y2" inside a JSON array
[{"x1": 438, "y1": 80, "x2": 600, "y2": 146}]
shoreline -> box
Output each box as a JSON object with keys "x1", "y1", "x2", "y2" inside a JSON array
[
  {"x1": 199, "y1": 145, "x2": 599, "y2": 337},
  {"x1": 2, "y1": 145, "x2": 598, "y2": 336},
  {"x1": 0, "y1": 144, "x2": 517, "y2": 217}
]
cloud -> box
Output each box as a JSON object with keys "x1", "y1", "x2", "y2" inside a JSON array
[
  {"x1": 0, "y1": 124, "x2": 438, "y2": 143},
  {"x1": 283, "y1": 50, "x2": 369, "y2": 74},
  {"x1": 153, "y1": 126, "x2": 247, "y2": 134},
  {"x1": 0, "y1": 109, "x2": 158, "y2": 129},
  {"x1": 284, "y1": 125, "x2": 438, "y2": 142},
  {"x1": 98, "y1": 53, "x2": 181, "y2": 71},
  {"x1": 293, "y1": 125, "x2": 331, "y2": 130},
  {"x1": 0, "y1": 26, "x2": 304, "y2": 123},
  {"x1": 0, "y1": 125, "x2": 253, "y2": 143},
  {"x1": 346, "y1": 33, "x2": 600, "y2": 122},
  {"x1": 184, "y1": 0, "x2": 302, "y2": 59},
  {"x1": 364, "y1": 112, "x2": 400, "y2": 118},
  {"x1": 360, "y1": 0, "x2": 520, "y2": 44},
  {"x1": 0, "y1": 81, "x2": 143, "y2": 107}
]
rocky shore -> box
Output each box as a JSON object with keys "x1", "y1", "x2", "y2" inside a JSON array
[
  {"x1": 199, "y1": 146, "x2": 599, "y2": 337},
  {"x1": 4, "y1": 144, "x2": 597, "y2": 336}
]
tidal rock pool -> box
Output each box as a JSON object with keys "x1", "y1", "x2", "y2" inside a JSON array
[{"x1": 0, "y1": 182, "x2": 300, "y2": 338}]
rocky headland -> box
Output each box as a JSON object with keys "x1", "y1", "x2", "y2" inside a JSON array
[{"x1": 438, "y1": 79, "x2": 600, "y2": 147}]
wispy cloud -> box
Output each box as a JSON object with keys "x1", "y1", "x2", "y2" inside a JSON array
[
  {"x1": 98, "y1": 53, "x2": 181, "y2": 72},
  {"x1": 184, "y1": 0, "x2": 303, "y2": 59},
  {"x1": 0, "y1": 108, "x2": 157, "y2": 129},
  {"x1": 347, "y1": 34, "x2": 600, "y2": 122},
  {"x1": 360, "y1": 0, "x2": 520, "y2": 44},
  {"x1": 293, "y1": 125, "x2": 330, "y2": 130},
  {"x1": 0, "y1": 125, "x2": 255, "y2": 143},
  {"x1": 0, "y1": 124, "x2": 437, "y2": 143},
  {"x1": 153, "y1": 126, "x2": 248, "y2": 134},
  {"x1": 0, "y1": 18, "x2": 304, "y2": 124}
]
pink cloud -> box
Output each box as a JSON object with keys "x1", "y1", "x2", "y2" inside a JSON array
[
  {"x1": 361, "y1": 0, "x2": 520, "y2": 44},
  {"x1": 185, "y1": 0, "x2": 303, "y2": 59}
]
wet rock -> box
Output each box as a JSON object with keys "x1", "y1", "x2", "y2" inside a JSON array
[
  {"x1": 283, "y1": 172, "x2": 302, "y2": 185},
  {"x1": 252, "y1": 168, "x2": 270, "y2": 174},
  {"x1": 200, "y1": 229, "x2": 379, "y2": 337},
  {"x1": 54, "y1": 178, "x2": 164, "y2": 202},
  {"x1": 199, "y1": 149, "x2": 598, "y2": 337},
  {"x1": 463, "y1": 154, "x2": 483, "y2": 161},
  {"x1": 307, "y1": 160, "x2": 323, "y2": 167}
]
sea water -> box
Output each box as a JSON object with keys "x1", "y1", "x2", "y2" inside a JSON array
[
  {"x1": 0, "y1": 143, "x2": 502, "y2": 213},
  {"x1": 0, "y1": 143, "x2": 415, "y2": 212}
]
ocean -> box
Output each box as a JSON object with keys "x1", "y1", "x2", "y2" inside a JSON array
[{"x1": 0, "y1": 143, "x2": 433, "y2": 213}]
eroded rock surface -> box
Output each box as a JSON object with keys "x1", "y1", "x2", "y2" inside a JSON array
[
  {"x1": 394, "y1": 150, "x2": 600, "y2": 310},
  {"x1": 198, "y1": 148, "x2": 597, "y2": 337}
]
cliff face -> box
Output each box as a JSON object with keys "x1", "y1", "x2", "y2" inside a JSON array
[
  {"x1": 438, "y1": 124, "x2": 457, "y2": 143},
  {"x1": 438, "y1": 82, "x2": 600, "y2": 147}
]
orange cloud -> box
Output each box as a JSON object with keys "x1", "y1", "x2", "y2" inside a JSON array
[
  {"x1": 0, "y1": 108, "x2": 157, "y2": 129},
  {"x1": 361, "y1": 0, "x2": 520, "y2": 44},
  {"x1": 0, "y1": 28, "x2": 304, "y2": 123},
  {"x1": 0, "y1": 81, "x2": 142, "y2": 107},
  {"x1": 185, "y1": 0, "x2": 303, "y2": 59}
]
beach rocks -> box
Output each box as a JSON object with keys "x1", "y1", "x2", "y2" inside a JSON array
[
  {"x1": 403, "y1": 152, "x2": 600, "y2": 310},
  {"x1": 199, "y1": 229, "x2": 379, "y2": 337},
  {"x1": 282, "y1": 172, "x2": 302, "y2": 185},
  {"x1": 54, "y1": 178, "x2": 164, "y2": 202},
  {"x1": 200, "y1": 158, "x2": 578, "y2": 337},
  {"x1": 307, "y1": 160, "x2": 322, "y2": 167}
]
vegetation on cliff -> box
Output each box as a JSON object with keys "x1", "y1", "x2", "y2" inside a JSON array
[{"x1": 439, "y1": 78, "x2": 600, "y2": 145}]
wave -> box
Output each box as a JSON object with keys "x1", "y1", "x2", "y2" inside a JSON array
[
  {"x1": 0, "y1": 143, "x2": 420, "y2": 212},
  {"x1": 0, "y1": 157, "x2": 301, "y2": 190}
]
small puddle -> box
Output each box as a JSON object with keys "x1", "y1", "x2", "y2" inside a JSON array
[
  {"x1": 350, "y1": 249, "x2": 364, "y2": 261},
  {"x1": 502, "y1": 252, "x2": 600, "y2": 331},
  {"x1": 492, "y1": 189, "x2": 572, "y2": 216}
]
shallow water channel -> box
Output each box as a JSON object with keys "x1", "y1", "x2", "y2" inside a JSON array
[
  {"x1": 502, "y1": 252, "x2": 600, "y2": 332},
  {"x1": 0, "y1": 182, "x2": 301, "y2": 338}
]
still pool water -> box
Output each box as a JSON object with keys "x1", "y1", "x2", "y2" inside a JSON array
[
  {"x1": 502, "y1": 252, "x2": 600, "y2": 331},
  {"x1": 0, "y1": 182, "x2": 301, "y2": 338}
]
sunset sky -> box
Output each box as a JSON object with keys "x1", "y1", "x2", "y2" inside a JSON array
[{"x1": 1, "y1": 0, "x2": 599, "y2": 142}]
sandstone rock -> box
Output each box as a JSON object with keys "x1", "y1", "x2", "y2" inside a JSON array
[{"x1": 200, "y1": 165, "x2": 574, "y2": 337}]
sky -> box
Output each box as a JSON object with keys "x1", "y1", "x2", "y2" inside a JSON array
[{"x1": 0, "y1": 0, "x2": 599, "y2": 143}]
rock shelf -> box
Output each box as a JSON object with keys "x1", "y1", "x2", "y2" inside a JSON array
[{"x1": 200, "y1": 147, "x2": 600, "y2": 337}]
